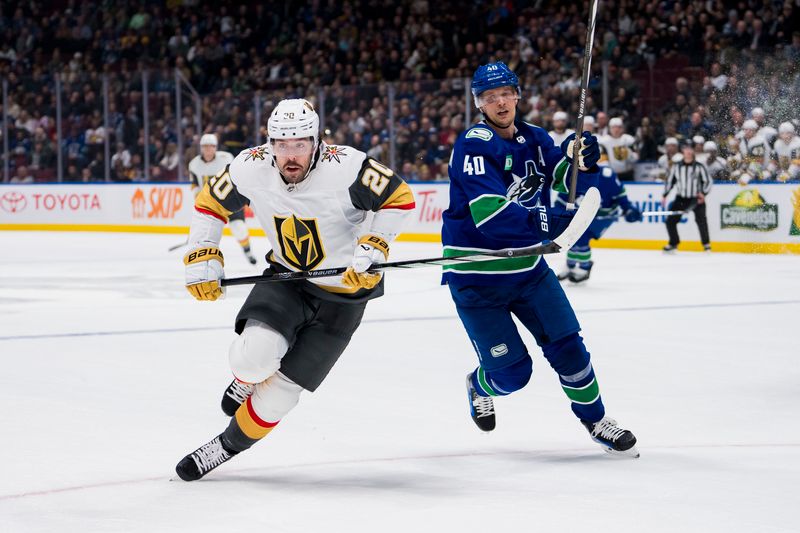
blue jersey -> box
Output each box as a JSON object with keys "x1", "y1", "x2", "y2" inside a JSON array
[
  {"x1": 442, "y1": 120, "x2": 597, "y2": 287},
  {"x1": 556, "y1": 166, "x2": 633, "y2": 221}
]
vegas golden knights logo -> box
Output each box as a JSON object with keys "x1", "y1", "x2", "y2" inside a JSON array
[{"x1": 274, "y1": 215, "x2": 326, "y2": 270}]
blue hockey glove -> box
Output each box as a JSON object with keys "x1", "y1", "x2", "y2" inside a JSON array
[
  {"x1": 624, "y1": 206, "x2": 643, "y2": 222},
  {"x1": 560, "y1": 132, "x2": 600, "y2": 171},
  {"x1": 546, "y1": 202, "x2": 576, "y2": 237}
]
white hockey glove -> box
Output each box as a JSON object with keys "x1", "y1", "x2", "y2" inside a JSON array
[
  {"x1": 342, "y1": 234, "x2": 389, "y2": 290},
  {"x1": 184, "y1": 245, "x2": 225, "y2": 301}
]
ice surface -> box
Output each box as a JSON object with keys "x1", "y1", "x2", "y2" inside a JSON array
[{"x1": 0, "y1": 232, "x2": 798, "y2": 532}]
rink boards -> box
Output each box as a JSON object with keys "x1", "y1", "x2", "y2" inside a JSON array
[{"x1": 1, "y1": 181, "x2": 798, "y2": 253}]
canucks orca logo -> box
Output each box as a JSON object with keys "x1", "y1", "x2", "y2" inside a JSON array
[
  {"x1": 507, "y1": 160, "x2": 546, "y2": 210},
  {"x1": 273, "y1": 215, "x2": 326, "y2": 270}
]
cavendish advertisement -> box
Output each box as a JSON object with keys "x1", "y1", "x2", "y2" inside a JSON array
[
  {"x1": 1, "y1": 182, "x2": 798, "y2": 253},
  {"x1": 599, "y1": 183, "x2": 799, "y2": 253}
]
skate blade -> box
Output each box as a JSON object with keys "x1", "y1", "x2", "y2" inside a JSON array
[{"x1": 602, "y1": 444, "x2": 640, "y2": 458}]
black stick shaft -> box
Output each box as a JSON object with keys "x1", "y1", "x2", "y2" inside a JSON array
[
  {"x1": 567, "y1": 0, "x2": 600, "y2": 208},
  {"x1": 221, "y1": 241, "x2": 561, "y2": 287}
]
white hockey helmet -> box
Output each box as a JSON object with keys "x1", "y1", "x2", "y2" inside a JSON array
[
  {"x1": 703, "y1": 140, "x2": 718, "y2": 152},
  {"x1": 742, "y1": 119, "x2": 758, "y2": 131},
  {"x1": 553, "y1": 111, "x2": 568, "y2": 122},
  {"x1": 778, "y1": 122, "x2": 795, "y2": 135},
  {"x1": 268, "y1": 99, "x2": 320, "y2": 141},
  {"x1": 200, "y1": 133, "x2": 218, "y2": 146}
]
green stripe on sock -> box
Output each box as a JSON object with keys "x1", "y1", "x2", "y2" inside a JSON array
[
  {"x1": 469, "y1": 195, "x2": 509, "y2": 227},
  {"x1": 567, "y1": 250, "x2": 592, "y2": 261},
  {"x1": 477, "y1": 368, "x2": 498, "y2": 396},
  {"x1": 562, "y1": 378, "x2": 600, "y2": 404}
]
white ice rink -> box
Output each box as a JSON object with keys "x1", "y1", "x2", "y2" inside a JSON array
[{"x1": 0, "y1": 231, "x2": 798, "y2": 533}]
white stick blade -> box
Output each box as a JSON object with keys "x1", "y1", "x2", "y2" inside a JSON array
[{"x1": 554, "y1": 186, "x2": 600, "y2": 251}]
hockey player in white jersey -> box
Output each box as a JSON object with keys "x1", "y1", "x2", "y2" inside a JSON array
[
  {"x1": 737, "y1": 119, "x2": 772, "y2": 184},
  {"x1": 772, "y1": 122, "x2": 800, "y2": 181},
  {"x1": 653, "y1": 137, "x2": 681, "y2": 180},
  {"x1": 751, "y1": 107, "x2": 777, "y2": 145},
  {"x1": 693, "y1": 136, "x2": 707, "y2": 165},
  {"x1": 175, "y1": 99, "x2": 414, "y2": 481},
  {"x1": 188, "y1": 134, "x2": 257, "y2": 265},
  {"x1": 703, "y1": 141, "x2": 728, "y2": 181},
  {"x1": 599, "y1": 117, "x2": 638, "y2": 181},
  {"x1": 548, "y1": 111, "x2": 575, "y2": 146}
]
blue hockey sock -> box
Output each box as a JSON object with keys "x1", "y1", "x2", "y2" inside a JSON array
[
  {"x1": 542, "y1": 334, "x2": 605, "y2": 423},
  {"x1": 566, "y1": 248, "x2": 592, "y2": 270}
]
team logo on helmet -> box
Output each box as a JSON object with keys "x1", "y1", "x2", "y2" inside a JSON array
[
  {"x1": 321, "y1": 145, "x2": 347, "y2": 163},
  {"x1": 244, "y1": 146, "x2": 268, "y2": 162},
  {"x1": 273, "y1": 214, "x2": 326, "y2": 270}
]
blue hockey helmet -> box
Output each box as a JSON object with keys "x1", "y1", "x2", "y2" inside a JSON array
[{"x1": 471, "y1": 62, "x2": 521, "y2": 107}]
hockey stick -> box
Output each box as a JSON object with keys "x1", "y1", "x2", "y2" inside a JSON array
[
  {"x1": 566, "y1": 0, "x2": 600, "y2": 210},
  {"x1": 220, "y1": 187, "x2": 601, "y2": 287},
  {"x1": 168, "y1": 239, "x2": 189, "y2": 252},
  {"x1": 641, "y1": 210, "x2": 691, "y2": 217}
]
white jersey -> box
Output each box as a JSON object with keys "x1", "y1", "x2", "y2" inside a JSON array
[
  {"x1": 190, "y1": 142, "x2": 414, "y2": 295},
  {"x1": 188, "y1": 151, "x2": 234, "y2": 194},
  {"x1": 599, "y1": 133, "x2": 638, "y2": 175},
  {"x1": 739, "y1": 135, "x2": 770, "y2": 167},
  {"x1": 706, "y1": 156, "x2": 728, "y2": 181},
  {"x1": 773, "y1": 136, "x2": 800, "y2": 179},
  {"x1": 654, "y1": 153, "x2": 681, "y2": 180},
  {"x1": 773, "y1": 137, "x2": 800, "y2": 168},
  {"x1": 757, "y1": 126, "x2": 777, "y2": 144},
  {"x1": 548, "y1": 128, "x2": 574, "y2": 147}
]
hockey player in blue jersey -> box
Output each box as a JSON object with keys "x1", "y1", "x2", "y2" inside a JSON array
[
  {"x1": 443, "y1": 62, "x2": 638, "y2": 457},
  {"x1": 556, "y1": 152, "x2": 643, "y2": 283}
]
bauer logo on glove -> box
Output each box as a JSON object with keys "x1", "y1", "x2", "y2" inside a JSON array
[{"x1": 184, "y1": 245, "x2": 225, "y2": 301}]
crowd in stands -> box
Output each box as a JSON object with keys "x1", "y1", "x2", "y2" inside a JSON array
[{"x1": 0, "y1": 0, "x2": 798, "y2": 183}]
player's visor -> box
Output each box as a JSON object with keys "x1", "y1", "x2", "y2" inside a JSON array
[
  {"x1": 271, "y1": 138, "x2": 315, "y2": 156},
  {"x1": 477, "y1": 88, "x2": 519, "y2": 106}
]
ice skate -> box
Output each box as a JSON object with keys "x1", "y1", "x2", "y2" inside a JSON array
[
  {"x1": 557, "y1": 268, "x2": 571, "y2": 281},
  {"x1": 581, "y1": 416, "x2": 639, "y2": 458},
  {"x1": 221, "y1": 378, "x2": 255, "y2": 416},
  {"x1": 662, "y1": 244, "x2": 677, "y2": 253},
  {"x1": 175, "y1": 434, "x2": 239, "y2": 481},
  {"x1": 567, "y1": 266, "x2": 591, "y2": 283},
  {"x1": 466, "y1": 374, "x2": 495, "y2": 432},
  {"x1": 243, "y1": 248, "x2": 257, "y2": 265}
]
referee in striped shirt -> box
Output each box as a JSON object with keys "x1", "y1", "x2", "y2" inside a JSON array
[{"x1": 661, "y1": 141, "x2": 713, "y2": 252}]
